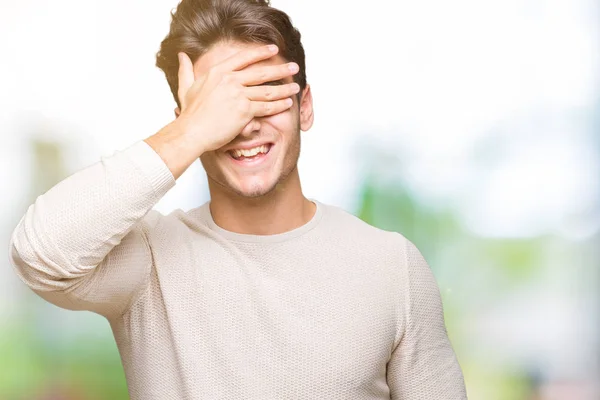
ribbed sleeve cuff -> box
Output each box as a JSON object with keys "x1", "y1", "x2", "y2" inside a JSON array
[{"x1": 120, "y1": 140, "x2": 176, "y2": 196}]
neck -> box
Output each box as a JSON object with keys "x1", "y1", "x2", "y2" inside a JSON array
[{"x1": 207, "y1": 167, "x2": 316, "y2": 236}]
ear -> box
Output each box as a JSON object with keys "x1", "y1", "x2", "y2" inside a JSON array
[
  {"x1": 299, "y1": 84, "x2": 314, "y2": 132},
  {"x1": 174, "y1": 107, "x2": 181, "y2": 118}
]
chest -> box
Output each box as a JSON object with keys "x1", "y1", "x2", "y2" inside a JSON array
[{"x1": 127, "y1": 239, "x2": 400, "y2": 396}]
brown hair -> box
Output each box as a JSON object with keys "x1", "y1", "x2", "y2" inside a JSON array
[{"x1": 155, "y1": 0, "x2": 307, "y2": 110}]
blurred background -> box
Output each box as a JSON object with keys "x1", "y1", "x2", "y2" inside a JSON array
[{"x1": 1, "y1": 0, "x2": 599, "y2": 399}]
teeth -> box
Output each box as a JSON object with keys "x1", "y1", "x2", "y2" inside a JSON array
[{"x1": 230, "y1": 144, "x2": 270, "y2": 159}]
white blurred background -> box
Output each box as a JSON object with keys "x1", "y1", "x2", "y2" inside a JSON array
[{"x1": 1, "y1": 0, "x2": 599, "y2": 399}]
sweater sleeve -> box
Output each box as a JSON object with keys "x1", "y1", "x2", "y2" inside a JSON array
[
  {"x1": 387, "y1": 237, "x2": 468, "y2": 399},
  {"x1": 8, "y1": 140, "x2": 176, "y2": 320}
]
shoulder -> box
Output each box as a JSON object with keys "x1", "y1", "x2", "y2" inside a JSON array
[
  {"x1": 322, "y1": 200, "x2": 405, "y2": 239},
  {"x1": 318, "y1": 201, "x2": 409, "y2": 263},
  {"x1": 320, "y1": 202, "x2": 438, "y2": 285}
]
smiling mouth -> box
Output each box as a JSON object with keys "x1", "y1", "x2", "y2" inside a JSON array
[{"x1": 227, "y1": 143, "x2": 274, "y2": 161}]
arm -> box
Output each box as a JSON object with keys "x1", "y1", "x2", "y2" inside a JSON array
[
  {"x1": 8, "y1": 122, "x2": 198, "y2": 319},
  {"x1": 387, "y1": 237, "x2": 468, "y2": 399},
  {"x1": 8, "y1": 43, "x2": 300, "y2": 320}
]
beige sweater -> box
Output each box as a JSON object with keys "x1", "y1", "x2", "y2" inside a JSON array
[{"x1": 9, "y1": 140, "x2": 467, "y2": 399}]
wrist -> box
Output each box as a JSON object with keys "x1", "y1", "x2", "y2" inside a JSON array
[{"x1": 171, "y1": 116, "x2": 207, "y2": 156}]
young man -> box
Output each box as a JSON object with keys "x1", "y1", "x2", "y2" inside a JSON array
[{"x1": 9, "y1": 0, "x2": 467, "y2": 398}]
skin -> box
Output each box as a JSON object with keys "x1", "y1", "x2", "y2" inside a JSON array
[{"x1": 174, "y1": 40, "x2": 316, "y2": 236}]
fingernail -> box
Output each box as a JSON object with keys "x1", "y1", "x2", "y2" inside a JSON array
[{"x1": 268, "y1": 44, "x2": 278, "y2": 52}]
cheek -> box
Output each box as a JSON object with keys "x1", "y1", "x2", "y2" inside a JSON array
[{"x1": 263, "y1": 110, "x2": 298, "y2": 133}]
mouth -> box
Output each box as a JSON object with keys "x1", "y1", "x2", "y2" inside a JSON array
[{"x1": 226, "y1": 143, "x2": 274, "y2": 167}]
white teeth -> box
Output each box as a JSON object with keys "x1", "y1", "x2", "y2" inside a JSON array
[{"x1": 230, "y1": 144, "x2": 270, "y2": 159}]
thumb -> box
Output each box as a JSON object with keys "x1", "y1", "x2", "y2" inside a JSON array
[{"x1": 177, "y1": 52, "x2": 195, "y2": 110}]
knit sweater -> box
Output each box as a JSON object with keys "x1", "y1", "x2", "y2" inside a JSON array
[{"x1": 9, "y1": 139, "x2": 467, "y2": 399}]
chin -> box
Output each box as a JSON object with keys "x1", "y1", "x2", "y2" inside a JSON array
[{"x1": 227, "y1": 177, "x2": 281, "y2": 198}]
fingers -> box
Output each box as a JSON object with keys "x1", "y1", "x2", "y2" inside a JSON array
[
  {"x1": 250, "y1": 97, "x2": 295, "y2": 118},
  {"x1": 177, "y1": 52, "x2": 195, "y2": 110},
  {"x1": 218, "y1": 43, "x2": 280, "y2": 73},
  {"x1": 244, "y1": 82, "x2": 300, "y2": 102},
  {"x1": 235, "y1": 62, "x2": 299, "y2": 87}
]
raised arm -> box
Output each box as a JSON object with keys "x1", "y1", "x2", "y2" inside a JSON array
[
  {"x1": 8, "y1": 139, "x2": 177, "y2": 319},
  {"x1": 9, "y1": 42, "x2": 301, "y2": 320}
]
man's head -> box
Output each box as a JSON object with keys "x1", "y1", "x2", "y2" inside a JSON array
[{"x1": 155, "y1": 0, "x2": 314, "y2": 199}]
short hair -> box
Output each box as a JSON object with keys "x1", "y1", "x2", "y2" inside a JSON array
[{"x1": 156, "y1": 0, "x2": 307, "y2": 110}]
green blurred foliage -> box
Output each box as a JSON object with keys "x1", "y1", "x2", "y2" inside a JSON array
[{"x1": 0, "y1": 319, "x2": 128, "y2": 399}]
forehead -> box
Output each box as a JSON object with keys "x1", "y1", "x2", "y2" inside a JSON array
[{"x1": 193, "y1": 41, "x2": 288, "y2": 78}]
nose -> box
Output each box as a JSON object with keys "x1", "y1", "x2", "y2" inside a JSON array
[{"x1": 240, "y1": 119, "x2": 262, "y2": 137}]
